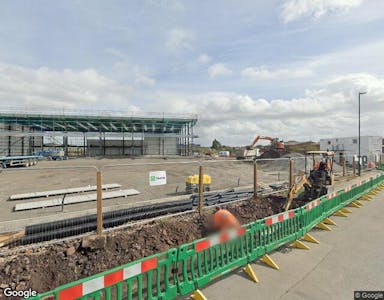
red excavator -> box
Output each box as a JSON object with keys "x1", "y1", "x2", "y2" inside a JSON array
[{"x1": 236, "y1": 135, "x2": 285, "y2": 159}]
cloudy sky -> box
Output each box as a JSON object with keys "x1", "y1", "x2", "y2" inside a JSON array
[{"x1": 0, "y1": 0, "x2": 383, "y2": 146}]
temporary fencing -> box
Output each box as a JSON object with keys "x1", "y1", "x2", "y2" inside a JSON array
[
  {"x1": 177, "y1": 225, "x2": 249, "y2": 295},
  {"x1": 255, "y1": 158, "x2": 290, "y2": 188},
  {"x1": 28, "y1": 172, "x2": 384, "y2": 300},
  {"x1": 31, "y1": 249, "x2": 179, "y2": 300}
]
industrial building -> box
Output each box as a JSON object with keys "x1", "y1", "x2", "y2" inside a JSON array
[
  {"x1": 320, "y1": 136, "x2": 383, "y2": 165},
  {"x1": 0, "y1": 110, "x2": 197, "y2": 157}
]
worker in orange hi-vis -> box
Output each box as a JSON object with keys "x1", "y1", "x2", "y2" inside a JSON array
[{"x1": 212, "y1": 208, "x2": 240, "y2": 231}]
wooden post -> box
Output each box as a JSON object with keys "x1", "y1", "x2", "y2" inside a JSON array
[
  {"x1": 289, "y1": 159, "x2": 294, "y2": 188},
  {"x1": 198, "y1": 165, "x2": 204, "y2": 215},
  {"x1": 96, "y1": 170, "x2": 103, "y2": 235},
  {"x1": 342, "y1": 157, "x2": 346, "y2": 177},
  {"x1": 353, "y1": 159, "x2": 356, "y2": 176},
  {"x1": 253, "y1": 161, "x2": 258, "y2": 198}
]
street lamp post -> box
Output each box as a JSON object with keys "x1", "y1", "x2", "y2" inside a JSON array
[{"x1": 358, "y1": 91, "x2": 367, "y2": 176}]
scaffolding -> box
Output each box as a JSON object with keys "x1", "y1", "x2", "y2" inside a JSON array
[{"x1": 0, "y1": 110, "x2": 197, "y2": 157}]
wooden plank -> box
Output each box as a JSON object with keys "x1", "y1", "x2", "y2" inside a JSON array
[{"x1": 0, "y1": 230, "x2": 25, "y2": 247}]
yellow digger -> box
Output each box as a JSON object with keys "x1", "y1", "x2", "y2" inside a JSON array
[{"x1": 284, "y1": 151, "x2": 335, "y2": 211}]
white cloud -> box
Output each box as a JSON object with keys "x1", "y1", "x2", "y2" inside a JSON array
[
  {"x1": 242, "y1": 40, "x2": 384, "y2": 82},
  {"x1": 241, "y1": 65, "x2": 314, "y2": 80},
  {"x1": 105, "y1": 48, "x2": 156, "y2": 87},
  {"x1": 149, "y1": 72, "x2": 384, "y2": 145},
  {"x1": 0, "y1": 62, "x2": 134, "y2": 110},
  {"x1": 208, "y1": 63, "x2": 233, "y2": 79},
  {"x1": 2, "y1": 63, "x2": 383, "y2": 147},
  {"x1": 134, "y1": 74, "x2": 156, "y2": 87},
  {"x1": 197, "y1": 54, "x2": 212, "y2": 64},
  {"x1": 112, "y1": 61, "x2": 156, "y2": 87},
  {"x1": 105, "y1": 47, "x2": 127, "y2": 60},
  {"x1": 281, "y1": 0, "x2": 364, "y2": 23},
  {"x1": 165, "y1": 28, "x2": 194, "y2": 53}
]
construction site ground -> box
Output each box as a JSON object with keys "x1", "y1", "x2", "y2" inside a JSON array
[
  {"x1": 0, "y1": 170, "x2": 376, "y2": 296},
  {"x1": 0, "y1": 157, "x2": 294, "y2": 232},
  {"x1": 193, "y1": 186, "x2": 384, "y2": 300}
]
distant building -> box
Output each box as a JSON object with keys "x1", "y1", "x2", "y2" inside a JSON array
[
  {"x1": 320, "y1": 136, "x2": 383, "y2": 165},
  {"x1": 0, "y1": 110, "x2": 197, "y2": 157}
]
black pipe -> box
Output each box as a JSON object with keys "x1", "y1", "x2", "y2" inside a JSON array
[
  {"x1": 19, "y1": 204, "x2": 193, "y2": 245},
  {"x1": 26, "y1": 199, "x2": 192, "y2": 235},
  {"x1": 19, "y1": 188, "x2": 263, "y2": 246}
]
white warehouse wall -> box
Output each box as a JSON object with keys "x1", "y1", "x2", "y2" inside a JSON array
[{"x1": 320, "y1": 136, "x2": 383, "y2": 165}]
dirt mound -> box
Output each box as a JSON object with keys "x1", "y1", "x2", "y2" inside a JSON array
[{"x1": 0, "y1": 196, "x2": 286, "y2": 295}]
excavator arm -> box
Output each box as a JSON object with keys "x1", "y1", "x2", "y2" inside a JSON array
[
  {"x1": 250, "y1": 135, "x2": 274, "y2": 149},
  {"x1": 284, "y1": 175, "x2": 312, "y2": 211}
]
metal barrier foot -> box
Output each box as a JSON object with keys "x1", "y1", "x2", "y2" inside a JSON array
[
  {"x1": 333, "y1": 211, "x2": 348, "y2": 217},
  {"x1": 290, "y1": 240, "x2": 310, "y2": 250},
  {"x1": 191, "y1": 289, "x2": 207, "y2": 300},
  {"x1": 243, "y1": 264, "x2": 259, "y2": 283},
  {"x1": 316, "y1": 222, "x2": 333, "y2": 231},
  {"x1": 302, "y1": 233, "x2": 320, "y2": 244},
  {"x1": 341, "y1": 208, "x2": 352, "y2": 214},
  {"x1": 323, "y1": 218, "x2": 337, "y2": 226},
  {"x1": 260, "y1": 254, "x2": 279, "y2": 270}
]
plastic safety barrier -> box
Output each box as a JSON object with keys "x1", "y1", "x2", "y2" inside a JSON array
[
  {"x1": 261, "y1": 209, "x2": 301, "y2": 253},
  {"x1": 29, "y1": 174, "x2": 384, "y2": 300},
  {"x1": 177, "y1": 225, "x2": 249, "y2": 296},
  {"x1": 31, "y1": 249, "x2": 178, "y2": 300}
]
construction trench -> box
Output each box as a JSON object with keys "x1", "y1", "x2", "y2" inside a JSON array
[{"x1": 0, "y1": 194, "x2": 287, "y2": 295}]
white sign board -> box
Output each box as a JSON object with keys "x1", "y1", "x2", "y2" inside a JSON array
[{"x1": 149, "y1": 171, "x2": 167, "y2": 186}]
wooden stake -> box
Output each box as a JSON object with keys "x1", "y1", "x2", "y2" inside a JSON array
[
  {"x1": 289, "y1": 159, "x2": 294, "y2": 188},
  {"x1": 97, "y1": 170, "x2": 103, "y2": 235},
  {"x1": 254, "y1": 161, "x2": 258, "y2": 198}
]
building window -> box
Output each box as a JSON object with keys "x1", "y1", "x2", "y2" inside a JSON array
[
  {"x1": 353, "y1": 139, "x2": 357, "y2": 144},
  {"x1": 328, "y1": 141, "x2": 331, "y2": 145}
]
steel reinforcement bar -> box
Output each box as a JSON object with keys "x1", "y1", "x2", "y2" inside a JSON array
[{"x1": 30, "y1": 173, "x2": 384, "y2": 300}]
